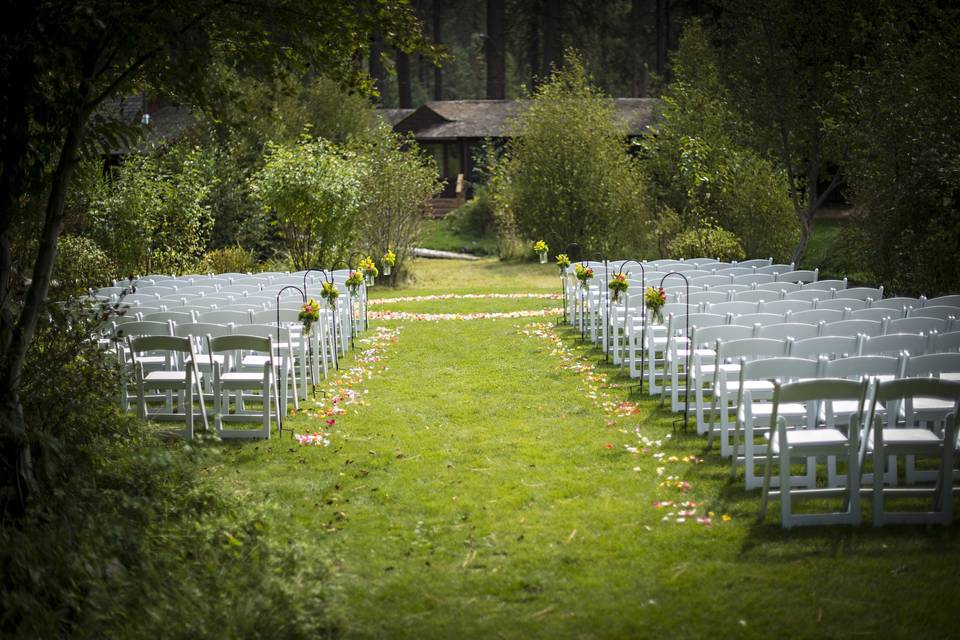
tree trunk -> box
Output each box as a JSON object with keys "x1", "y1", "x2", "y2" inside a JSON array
[
  {"x1": 369, "y1": 35, "x2": 387, "y2": 99},
  {"x1": 542, "y1": 0, "x2": 561, "y2": 77},
  {"x1": 433, "y1": 0, "x2": 443, "y2": 100},
  {"x1": 486, "y1": 0, "x2": 506, "y2": 99},
  {"x1": 396, "y1": 48, "x2": 412, "y2": 108},
  {"x1": 1, "y1": 92, "x2": 89, "y2": 510}
]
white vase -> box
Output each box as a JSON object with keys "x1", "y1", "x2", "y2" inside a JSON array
[{"x1": 383, "y1": 264, "x2": 392, "y2": 276}]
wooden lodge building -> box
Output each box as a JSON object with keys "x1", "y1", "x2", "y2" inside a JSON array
[{"x1": 378, "y1": 98, "x2": 660, "y2": 216}]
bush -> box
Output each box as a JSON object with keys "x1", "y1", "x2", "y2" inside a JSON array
[
  {"x1": 353, "y1": 126, "x2": 442, "y2": 283},
  {"x1": 449, "y1": 187, "x2": 496, "y2": 238},
  {"x1": 640, "y1": 22, "x2": 798, "y2": 261},
  {"x1": 490, "y1": 51, "x2": 653, "y2": 259},
  {"x1": 667, "y1": 223, "x2": 746, "y2": 262},
  {"x1": 249, "y1": 135, "x2": 366, "y2": 270},
  {"x1": 199, "y1": 245, "x2": 259, "y2": 275},
  {"x1": 52, "y1": 235, "x2": 116, "y2": 296}
]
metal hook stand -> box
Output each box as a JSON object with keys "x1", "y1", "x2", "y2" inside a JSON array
[
  {"x1": 615, "y1": 260, "x2": 645, "y2": 395},
  {"x1": 315, "y1": 270, "x2": 341, "y2": 372},
  {"x1": 275, "y1": 284, "x2": 306, "y2": 437},
  {"x1": 591, "y1": 251, "x2": 608, "y2": 361},
  {"x1": 301, "y1": 269, "x2": 326, "y2": 400},
  {"x1": 562, "y1": 243, "x2": 582, "y2": 326},
  {"x1": 659, "y1": 272, "x2": 691, "y2": 433}
]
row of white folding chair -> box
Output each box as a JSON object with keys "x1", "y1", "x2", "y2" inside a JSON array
[
  {"x1": 755, "y1": 374, "x2": 959, "y2": 528},
  {"x1": 731, "y1": 351, "x2": 960, "y2": 494}
]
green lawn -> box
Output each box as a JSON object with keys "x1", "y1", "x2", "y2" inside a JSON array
[
  {"x1": 419, "y1": 218, "x2": 499, "y2": 257},
  {"x1": 213, "y1": 258, "x2": 959, "y2": 638}
]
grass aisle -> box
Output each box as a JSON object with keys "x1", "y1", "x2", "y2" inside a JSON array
[{"x1": 218, "y1": 259, "x2": 960, "y2": 639}]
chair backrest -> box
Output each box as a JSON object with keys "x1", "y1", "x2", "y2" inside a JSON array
[
  {"x1": 885, "y1": 316, "x2": 947, "y2": 336},
  {"x1": 848, "y1": 307, "x2": 901, "y2": 322},
  {"x1": 174, "y1": 286, "x2": 219, "y2": 296},
  {"x1": 773, "y1": 377, "x2": 867, "y2": 407},
  {"x1": 667, "y1": 312, "x2": 727, "y2": 336},
  {"x1": 714, "y1": 266, "x2": 754, "y2": 275},
  {"x1": 217, "y1": 285, "x2": 259, "y2": 295},
  {"x1": 757, "y1": 322, "x2": 820, "y2": 342},
  {"x1": 706, "y1": 301, "x2": 759, "y2": 316},
  {"x1": 124, "y1": 293, "x2": 162, "y2": 304},
  {"x1": 930, "y1": 330, "x2": 960, "y2": 354},
  {"x1": 757, "y1": 281, "x2": 800, "y2": 293},
  {"x1": 871, "y1": 378, "x2": 960, "y2": 425},
  {"x1": 136, "y1": 286, "x2": 178, "y2": 296},
  {"x1": 216, "y1": 303, "x2": 266, "y2": 313},
  {"x1": 820, "y1": 319, "x2": 883, "y2": 338},
  {"x1": 732, "y1": 273, "x2": 775, "y2": 286},
  {"x1": 129, "y1": 335, "x2": 193, "y2": 355},
  {"x1": 870, "y1": 297, "x2": 922, "y2": 312},
  {"x1": 735, "y1": 258, "x2": 774, "y2": 269},
  {"x1": 908, "y1": 305, "x2": 958, "y2": 322},
  {"x1": 859, "y1": 333, "x2": 929, "y2": 358},
  {"x1": 174, "y1": 322, "x2": 232, "y2": 340},
  {"x1": 251, "y1": 308, "x2": 304, "y2": 326},
  {"x1": 816, "y1": 297, "x2": 868, "y2": 312},
  {"x1": 824, "y1": 354, "x2": 902, "y2": 380},
  {"x1": 776, "y1": 268, "x2": 819, "y2": 284},
  {"x1": 689, "y1": 275, "x2": 732, "y2": 287},
  {"x1": 789, "y1": 335, "x2": 859, "y2": 359},
  {"x1": 740, "y1": 356, "x2": 820, "y2": 383},
  {"x1": 687, "y1": 290, "x2": 729, "y2": 306},
  {"x1": 707, "y1": 283, "x2": 753, "y2": 296},
  {"x1": 113, "y1": 320, "x2": 172, "y2": 340},
  {"x1": 690, "y1": 324, "x2": 754, "y2": 349},
  {"x1": 843, "y1": 286, "x2": 884, "y2": 301},
  {"x1": 208, "y1": 334, "x2": 273, "y2": 356},
  {"x1": 760, "y1": 299, "x2": 813, "y2": 315},
  {"x1": 717, "y1": 337, "x2": 788, "y2": 361},
  {"x1": 142, "y1": 311, "x2": 195, "y2": 325},
  {"x1": 661, "y1": 302, "x2": 689, "y2": 318},
  {"x1": 196, "y1": 310, "x2": 253, "y2": 325},
  {"x1": 783, "y1": 289, "x2": 826, "y2": 303},
  {"x1": 732, "y1": 312, "x2": 785, "y2": 328},
  {"x1": 754, "y1": 263, "x2": 795, "y2": 276},
  {"x1": 925, "y1": 294, "x2": 960, "y2": 309},
  {"x1": 904, "y1": 352, "x2": 960, "y2": 378},
  {"x1": 788, "y1": 308, "x2": 844, "y2": 326},
  {"x1": 804, "y1": 278, "x2": 847, "y2": 292},
  {"x1": 731, "y1": 289, "x2": 776, "y2": 303}
]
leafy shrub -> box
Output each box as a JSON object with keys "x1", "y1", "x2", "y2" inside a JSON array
[
  {"x1": 640, "y1": 22, "x2": 798, "y2": 261},
  {"x1": 52, "y1": 235, "x2": 116, "y2": 296},
  {"x1": 668, "y1": 223, "x2": 746, "y2": 262},
  {"x1": 249, "y1": 135, "x2": 366, "y2": 270},
  {"x1": 490, "y1": 51, "x2": 653, "y2": 258},
  {"x1": 449, "y1": 187, "x2": 496, "y2": 238},
  {"x1": 84, "y1": 145, "x2": 214, "y2": 276},
  {"x1": 353, "y1": 126, "x2": 441, "y2": 282},
  {"x1": 199, "y1": 245, "x2": 259, "y2": 275}
]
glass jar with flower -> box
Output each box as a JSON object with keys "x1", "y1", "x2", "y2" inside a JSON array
[
  {"x1": 382, "y1": 250, "x2": 396, "y2": 276},
  {"x1": 359, "y1": 256, "x2": 378, "y2": 286},
  {"x1": 533, "y1": 240, "x2": 549, "y2": 264},
  {"x1": 608, "y1": 273, "x2": 629, "y2": 302},
  {"x1": 644, "y1": 286, "x2": 667, "y2": 324},
  {"x1": 298, "y1": 298, "x2": 321, "y2": 335},
  {"x1": 320, "y1": 281, "x2": 340, "y2": 308},
  {"x1": 345, "y1": 270, "x2": 364, "y2": 296},
  {"x1": 574, "y1": 263, "x2": 594, "y2": 285},
  {"x1": 555, "y1": 253, "x2": 571, "y2": 276}
]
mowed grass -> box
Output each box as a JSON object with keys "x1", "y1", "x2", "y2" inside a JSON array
[{"x1": 213, "y1": 258, "x2": 960, "y2": 639}]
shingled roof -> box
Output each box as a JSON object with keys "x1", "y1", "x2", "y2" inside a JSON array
[{"x1": 379, "y1": 98, "x2": 660, "y2": 141}]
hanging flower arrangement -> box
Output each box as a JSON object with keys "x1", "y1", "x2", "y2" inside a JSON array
[
  {"x1": 608, "y1": 273, "x2": 629, "y2": 302},
  {"x1": 345, "y1": 270, "x2": 364, "y2": 295},
  {"x1": 644, "y1": 286, "x2": 667, "y2": 324},
  {"x1": 299, "y1": 298, "x2": 321, "y2": 335},
  {"x1": 382, "y1": 250, "x2": 396, "y2": 276},
  {"x1": 533, "y1": 240, "x2": 549, "y2": 264},
  {"x1": 555, "y1": 253, "x2": 571, "y2": 275},
  {"x1": 574, "y1": 263, "x2": 594, "y2": 285},
  {"x1": 320, "y1": 281, "x2": 340, "y2": 306},
  {"x1": 359, "y1": 255, "x2": 378, "y2": 285}
]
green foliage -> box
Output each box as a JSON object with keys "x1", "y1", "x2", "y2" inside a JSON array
[
  {"x1": 640, "y1": 22, "x2": 798, "y2": 261},
  {"x1": 491, "y1": 51, "x2": 653, "y2": 257},
  {"x1": 834, "y1": 3, "x2": 960, "y2": 295},
  {"x1": 52, "y1": 235, "x2": 116, "y2": 297},
  {"x1": 198, "y1": 245, "x2": 259, "y2": 275},
  {"x1": 667, "y1": 222, "x2": 746, "y2": 262},
  {"x1": 449, "y1": 187, "x2": 497, "y2": 238},
  {"x1": 249, "y1": 136, "x2": 366, "y2": 270},
  {"x1": 83, "y1": 145, "x2": 214, "y2": 277},
  {"x1": 354, "y1": 126, "x2": 442, "y2": 282}
]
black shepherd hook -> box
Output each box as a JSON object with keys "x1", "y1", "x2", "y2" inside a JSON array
[
  {"x1": 616, "y1": 260, "x2": 645, "y2": 395},
  {"x1": 316, "y1": 270, "x2": 341, "y2": 371},
  {"x1": 275, "y1": 284, "x2": 306, "y2": 437},
  {"x1": 591, "y1": 251, "x2": 609, "y2": 361},
  {"x1": 562, "y1": 243, "x2": 582, "y2": 325},
  {"x1": 340, "y1": 253, "x2": 367, "y2": 333},
  {"x1": 659, "y1": 272, "x2": 691, "y2": 433}
]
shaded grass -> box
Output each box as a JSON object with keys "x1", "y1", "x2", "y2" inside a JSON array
[
  {"x1": 214, "y1": 260, "x2": 960, "y2": 639},
  {"x1": 420, "y1": 218, "x2": 499, "y2": 257},
  {"x1": 370, "y1": 257, "x2": 561, "y2": 298}
]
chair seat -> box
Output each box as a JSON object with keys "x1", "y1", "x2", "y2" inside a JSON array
[
  {"x1": 831, "y1": 399, "x2": 885, "y2": 416},
  {"x1": 912, "y1": 397, "x2": 954, "y2": 413},
  {"x1": 220, "y1": 372, "x2": 270, "y2": 385},
  {"x1": 186, "y1": 354, "x2": 225, "y2": 366},
  {"x1": 742, "y1": 402, "x2": 808, "y2": 418},
  {"x1": 241, "y1": 355, "x2": 281, "y2": 368},
  {"x1": 866, "y1": 428, "x2": 941, "y2": 451},
  {"x1": 772, "y1": 428, "x2": 847, "y2": 454}
]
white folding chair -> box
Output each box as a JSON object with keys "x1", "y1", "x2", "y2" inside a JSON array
[
  {"x1": 776, "y1": 268, "x2": 819, "y2": 284},
  {"x1": 789, "y1": 335, "x2": 859, "y2": 360},
  {"x1": 757, "y1": 322, "x2": 819, "y2": 342},
  {"x1": 128, "y1": 335, "x2": 207, "y2": 439},
  {"x1": 758, "y1": 378, "x2": 868, "y2": 528},
  {"x1": 817, "y1": 297, "x2": 868, "y2": 313},
  {"x1": 866, "y1": 378, "x2": 959, "y2": 526},
  {"x1": 820, "y1": 319, "x2": 883, "y2": 338},
  {"x1": 208, "y1": 334, "x2": 280, "y2": 439},
  {"x1": 848, "y1": 307, "x2": 901, "y2": 323},
  {"x1": 886, "y1": 316, "x2": 947, "y2": 336},
  {"x1": 760, "y1": 299, "x2": 813, "y2": 316},
  {"x1": 859, "y1": 333, "x2": 929, "y2": 358},
  {"x1": 690, "y1": 324, "x2": 756, "y2": 434}
]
